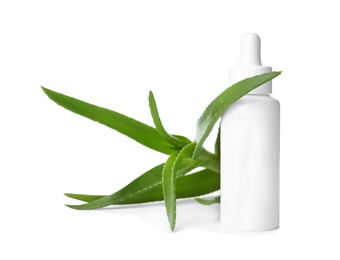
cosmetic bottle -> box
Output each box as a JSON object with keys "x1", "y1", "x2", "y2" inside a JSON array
[{"x1": 220, "y1": 33, "x2": 280, "y2": 231}]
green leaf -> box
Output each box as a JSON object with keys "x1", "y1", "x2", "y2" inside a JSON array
[
  {"x1": 162, "y1": 142, "x2": 198, "y2": 231},
  {"x1": 173, "y1": 135, "x2": 191, "y2": 145},
  {"x1": 193, "y1": 72, "x2": 281, "y2": 158},
  {"x1": 162, "y1": 152, "x2": 179, "y2": 231},
  {"x1": 41, "y1": 87, "x2": 176, "y2": 154},
  {"x1": 66, "y1": 157, "x2": 201, "y2": 210},
  {"x1": 176, "y1": 169, "x2": 220, "y2": 200},
  {"x1": 174, "y1": 143, "x2": 197, "y2": 177},
  {"x1": 214, "y1": 126, "x2": 221, "y2": 157},
  {"x1": 65, "y1": 169, "x2": 220, "y2": 204},
  {"x1": 148, "y1": 91, "x2": 188, "y2": 149},
  {"x1": 65, "y1": 193, "x2": 104, "y2": 203},
  {"x1": 195, "y1": 196, "x2": 220, "y2": 205},
  {"x1": 195, "y1": 148, "x2": 220, "y2": 173},
  {"x1": 66, "y1": 163, "x2": 165, "y2": 210}
]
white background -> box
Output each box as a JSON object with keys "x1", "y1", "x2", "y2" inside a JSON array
[{"x1": 1, "y1": 0, "x2": 339, "y2": 259}]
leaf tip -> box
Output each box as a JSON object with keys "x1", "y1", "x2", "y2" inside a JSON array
[
  {"x1": 64, "y1": 193, "x2": 75, "y2": 199},
  {"x1": 65, "y1": 204, "x2": 76, "y2": 209},
  {"x1": 171, "y1": 224, "x2": 176, "y2": 232},
  {"x1": 168, "y1": 218, "x2": 176, "y2": 232},
  {"x1": 148, "y1": 90, "x2": 154, "y2": 100},
  {"x1": 64, "y1": 204, "x2": 82, "y2": 210},
  {"x1": 40, "y1": 86, "x2": 47, "y2": 93},
  {"x1": 40, "y1": 86, "x2": 53, "y2": 98},
  {"x1": 195, "y1": 196, "x2": 220, "y2": 206}
]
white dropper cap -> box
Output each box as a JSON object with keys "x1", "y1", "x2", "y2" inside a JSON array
[{"x1": 229, "y1": 33, "x2": 272, "y2": 94}]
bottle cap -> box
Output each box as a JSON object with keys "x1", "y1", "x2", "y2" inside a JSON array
[{"x1": 229, "y1": 33, "x2": 272, "y2": 94}]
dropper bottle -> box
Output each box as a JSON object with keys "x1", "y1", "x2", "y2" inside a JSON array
[{"x1": 220, "y1": 33, "x2": 280, "y2": 231}]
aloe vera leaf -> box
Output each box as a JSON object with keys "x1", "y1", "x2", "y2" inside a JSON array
[
  {"x1": 148, "y1": 91, "x2": 188, "y2": 148},
  {"x1": 41, "y1": 87, "x2": 176, "y2": 154},
  {"x1": 173, "y1": 135, "x2": 191, "y2": 145},
  {"x1": 172, "y1": 169, "x2": 220, "y2": 201},
  {"x1": 66, "y1": 157, "x2": 201, "y2": 210},
  {"x1": 174, "y1": 143, "x2": 197, "y2": 176},
  {"x1": 66, "y1": 163, "x2": 164, "y2": 210},
  {"x1": 163, "y1": 143, "x2": 199, "y2": 231},
  {"x1": 162, "y1": 152, "x2": 179, "y2": 231},
  {"x1": 65, "y1": 193, "x2": 104, "y2": 202},
  {"x1": 214, "y1": 126, "x2": 221, "y2": 157},
  {"x1": 196, "y1": 148, "x2": 220, "y2": 173},
  {"x1": 195, "y1": 196, "x2": 220, "y2": 205},
  {"x1": 193, "y1": 72, "x2": 281, "y2": 158},
  {"x1": 65, "y1": 169, "x2": 220, "y2": 204}
]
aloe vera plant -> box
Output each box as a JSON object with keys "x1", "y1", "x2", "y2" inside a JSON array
[{"x1": 42, "y1": 71, "x2": 281, "y2": 231}]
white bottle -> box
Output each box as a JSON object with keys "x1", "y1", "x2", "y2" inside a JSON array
[{"x1": 220, "y1": 33, "x2": 280, "y2": 231}]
